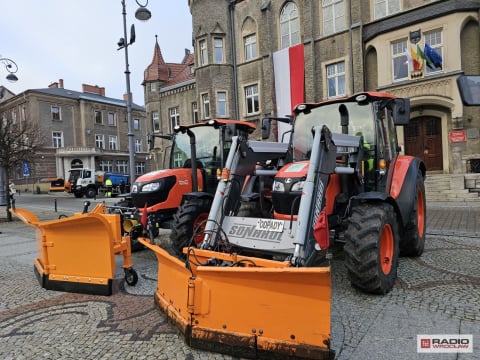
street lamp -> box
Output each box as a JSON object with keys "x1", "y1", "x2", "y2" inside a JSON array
[
  {"x1": 0, "y1": 57, "x2": 19, "y2": 206},
  {"x1": 118, "y1": 0, "x2": 151, "y2": 186},
  {"x1": 0, "y1": 57, "x2": 19, "y2": 83}
]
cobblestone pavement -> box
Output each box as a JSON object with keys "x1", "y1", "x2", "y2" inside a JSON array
[{"x1": 0, "y1": 199, "x2": 479, "y2": 359}]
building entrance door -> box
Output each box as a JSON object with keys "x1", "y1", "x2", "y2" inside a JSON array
[{"x1": 404, "y1": 116, "x2": 443, "y2": 171}]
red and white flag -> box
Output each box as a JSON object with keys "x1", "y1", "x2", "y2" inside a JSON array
[{"x1": 273, "y1": 43, "x2": 305, "y2": 142}]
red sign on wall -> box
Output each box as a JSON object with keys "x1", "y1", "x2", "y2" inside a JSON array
[{"x1": 449, "y1": 130, "x2": 466, "y2": 143}]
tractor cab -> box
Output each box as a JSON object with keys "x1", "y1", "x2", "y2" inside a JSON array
[{"x1": 289, "y1": 92, "x2": 409, "y2": 192}]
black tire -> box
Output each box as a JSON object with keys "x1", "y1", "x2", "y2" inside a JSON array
[
  {"x1": 86, "y1": 187, "x2": 96, "y2": 199},
  {"x1": 124, "y1": 267, "x2": 138, "y2": 286},
  {"x1": 344, "y1": 202, "x2": 399, "y2": 295},
  {"x1": 169, "y1": 197, "x2": 212, "y2": 258},
  {"x1": 237, "y1": 201, "x2": 263, "y2": 217},
  {"x1": 74, "y1": 192, "x2": 83, "y2": 198},
  {"x1": 400, "y1": 172, "x2": 426, "y2": 257}
]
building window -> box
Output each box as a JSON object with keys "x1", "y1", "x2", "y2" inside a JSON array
[
  {"x1": 11, "y1": 109, "x2": 17, "y2": 124},
  {"x1": 245, "y1": 84, "x2": 259, "y2": 115},
  {"x1": 95, "y1": 134, "x2": 105, "y2": 149},
  {"x1": 323, "y1": 0, "x2": 345, "y2": 35},
  {"x1": 134, "y1": 118, "x2": 140, "y2": 130},
  {"x1": 107, "y1": 112, "x2": 116, "y2": 126},
  {"x1": 214, "y1": 37, "x2": 224, "y2": 64},
  {"x1": 169, "y1": 107, "x2": 180, "y2": 132},
  {"x1": 136, "y1": 162, "x2": 146, "y2": 176},
  {"x1": 192, "y1": 102, "x2": 199, "y2": 123},
  {"x1": 52, "y1": 131, "x2": 63, "y2": 148},
  {"x1": 135, "y1": 139, "x2": 142, "y2": 153},
  {"x1": 99, "y1": 160, "x2": 113, "y2": 172},
  {"x1": 150, "y1": 82, "x2": 156, "y2": 91},
  {"x1": 94, "y1": 110, "x2": 103, "y2": 125},
  {"x1": 374, "y1": 0, "x2": 400, "y2": 19},
  {"x1": 109, "y1": 135, "x2": 118, "y2": 150},
  {"x1": 116, "y1": 160, "x2": 128, "y2": 173},
  {"x1": 244, "y1": 34, "x2": 257, "y2": 61},
  {"x1": 424, "y1": 30, "x2": 443, "y2": 74},
  {"x1": 280, "y1": 2, "x2": 300, "y2": 49},
  {"x1": 199, "y1": 39, "x2": 208, "y2": 66},
  {"x1": 51, "y1": 106, "x2": 61, "y2": 121},
  {"x1": 392, "y1": 39, "x2": 408, "y2": 81},
  {"x1": 327, "y1": 62, "x2": 346, "y2": 98},
  {"x1": 217, "y1": 91, "x2": 227, "y2": 117},
  {"x1": 202, "y1": 93, "x2": 210, "y2": 119},
  {"x1": 152, "y1": 111, "x2": 160, "y2": 132}
]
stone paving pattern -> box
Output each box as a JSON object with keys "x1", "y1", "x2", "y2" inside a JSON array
[{"x1": 0, "y1": 199, "x2": 479, "y2": 359}]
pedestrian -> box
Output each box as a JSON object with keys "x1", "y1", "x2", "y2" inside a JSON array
[
  {"x1": 9, "y1": 181, "x2": 16, "y2": 198},
  {"x1": 119, "y1": 180, "x2": 125, "y2": 194},
  {"x1": 105, "y1": 178, "x2": 113, "y2": 198}
]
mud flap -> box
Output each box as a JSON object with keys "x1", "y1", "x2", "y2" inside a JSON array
[
  {"x1": 11, "y1": 207, "x2": 132, "y2": 296},
  {"x1": 139, "y1": 238, "x2": 334, "y2": 359}
]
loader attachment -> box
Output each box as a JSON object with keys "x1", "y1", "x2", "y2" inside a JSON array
[
  {"x1": 11, "y1": 204, "x2": 136, "y2": 296},
  {"x1": 138, "y1": 237, "x2": 334, "y2": 359}
]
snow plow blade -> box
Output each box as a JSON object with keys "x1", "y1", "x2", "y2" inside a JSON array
[
  {"x1": 11, "y1": 205, "x2": 134, "y2": 296},
  {"x1": 138, "y1": 238, "x2": 333, "y2": 359}
]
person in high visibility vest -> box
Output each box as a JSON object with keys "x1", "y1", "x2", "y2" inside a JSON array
[
  {"x1": 105, "y1": 178, "x2": 113, "y2": 198},
  {"x1": 356, "y1": 132, "x2": 374, "y2": 171}
]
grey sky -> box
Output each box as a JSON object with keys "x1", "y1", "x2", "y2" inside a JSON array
[{"x1": 0, "y1": 0, "x2": 192, "y2": 105}]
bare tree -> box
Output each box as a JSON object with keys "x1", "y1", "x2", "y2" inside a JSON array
[{"x1": 0, "y1": 115, "x2": 43, "y2": 221}]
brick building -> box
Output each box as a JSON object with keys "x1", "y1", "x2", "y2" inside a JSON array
[
  {"x1": 0, "y1": 80, "x2": 148, "y2": 190},
  {"x1": 145, "y1": 0, "x2": 480, "y2": 174}
]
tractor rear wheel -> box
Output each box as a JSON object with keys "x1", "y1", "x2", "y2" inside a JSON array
[
  {"x1": 344, "y1": 202, "x2": 399, "y2": 294},
  {"x1": 169, "y1": 197, "x2": 212, "y2": 258},
  {"x1": 400, "y1": 172, "x2": 426, "y2": 257}
]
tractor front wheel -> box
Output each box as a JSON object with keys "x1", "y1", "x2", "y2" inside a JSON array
[
  {"x1": 344, "y1": 202, "x2": 399, "y2": 294},
  {"x1": 169, "y1": 197, "x2": 212, "y2": 258}
]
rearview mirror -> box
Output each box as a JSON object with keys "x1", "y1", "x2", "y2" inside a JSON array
[
  {"x1": 457, "y1": 75, "x2": 480, "y2": 106},
  {"x1": 261, "y1": 118, "x2": 271, "y2": 139}
]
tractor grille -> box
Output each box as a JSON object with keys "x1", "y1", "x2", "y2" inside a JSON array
[
  {"x1": 132, "y1": 175, "x2": 176, "y2": 208},
  {"x1": 272, "y1": 191, "x2": 301, "y2": 216}
]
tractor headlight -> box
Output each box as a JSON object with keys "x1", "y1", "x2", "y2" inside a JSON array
[
  {"x1": 291, "y1": 181, "x2": 305, "y2": 192},
  {"x1": 272, "y1": 180, "x2": 285, "y2": 192},
  {"x1": 141, "y1": 182, "x2": 160, "y2": 192}
]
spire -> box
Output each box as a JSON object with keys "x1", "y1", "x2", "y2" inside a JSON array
[{"x1": 144, "y1": 35, "x2": 169, "y2": 82}]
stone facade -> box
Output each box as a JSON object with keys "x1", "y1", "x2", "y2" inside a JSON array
[
  {"x1": 0, "y1": 80, "x2": 148, "y2": 188},
  {"x1": 146, "y1": 0, "x2": 480, "y2": 174}
]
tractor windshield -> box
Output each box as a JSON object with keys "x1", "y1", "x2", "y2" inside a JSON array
[
  {"x1": 171, "y1": 126, "x2": 224, "y2": 169},
  {"x1": 292, "y1": 101, "x2": 375, "y2": 160}
]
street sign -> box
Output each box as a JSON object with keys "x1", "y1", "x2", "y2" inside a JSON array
[{"x1": 22, "y1": 162, "x2": 30, "y2": 177}]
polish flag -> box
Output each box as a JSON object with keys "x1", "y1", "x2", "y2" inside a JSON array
[{"x1": 273, "y1": 44, "x2": 305, "y2": 142}]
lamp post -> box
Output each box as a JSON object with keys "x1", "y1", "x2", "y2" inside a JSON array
[
  {"x1": 0, "y1": 57, "x2": 19, "y2": 206},
  {"x1": 118, "y1": 0, "x2": 151, "y2": 186},
  {"x1": 0, "y1": 57, "x2": 19, "y2": 83}
]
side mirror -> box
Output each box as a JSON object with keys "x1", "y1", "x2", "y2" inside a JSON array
[
  {"x1": 148, "y1": 133, "x2": 155, "y2": 150},
  {"x1": 392, "y1": 98, "x2": 410, "y2": 125},
  {"x1": 457, "y1": 75, "x2": 480, "y2": 106},
  {"x1": 261, "y1": 118, "x2": 271, "y2": 139}
]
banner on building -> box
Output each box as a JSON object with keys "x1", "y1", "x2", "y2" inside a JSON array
[{"x1": 273, "y1": 43, "x2": 305, "y2": 142}]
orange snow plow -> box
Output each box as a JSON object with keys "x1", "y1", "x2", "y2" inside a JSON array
[
  {"x1": 138, "y1": 237, "x2": 333, "y2": 359},
  {"x1": 10, "y1": 203, "x2": 138, "y2": 296}
]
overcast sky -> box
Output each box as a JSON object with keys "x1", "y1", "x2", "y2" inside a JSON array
[{"x1": 0, "y1": 0, "x2": 192, "y2": 105}]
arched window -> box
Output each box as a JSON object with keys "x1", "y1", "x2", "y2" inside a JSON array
[{"x1": 280, "y1": 2, "x2": 300, "y2": 49}]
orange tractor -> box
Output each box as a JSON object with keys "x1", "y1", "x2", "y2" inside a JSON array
[
  {"x1": 140, "y1": 92, "x2": 426, "y2": 359},
  {"x1": 111, "y1": 119, "x2": 257, "y2": 250}
]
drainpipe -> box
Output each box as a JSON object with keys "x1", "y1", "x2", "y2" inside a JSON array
[
  {"x1": 348, "y1": 0, "x2": 354, "y2": 93},
  {"x1": 229, "y1": 0, "x2": 239, "y2": 119}
]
